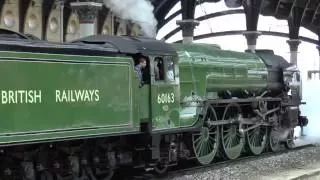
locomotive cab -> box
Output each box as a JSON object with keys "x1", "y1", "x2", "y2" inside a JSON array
[{"x1": 138, "y1": 54, "x2": 180, "y2": 132}]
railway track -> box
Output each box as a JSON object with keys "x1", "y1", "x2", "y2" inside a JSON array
[{"x1": 126, "y1": 143, "x2": 316, "y2": 180}]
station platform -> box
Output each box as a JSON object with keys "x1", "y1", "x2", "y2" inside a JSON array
[
  {"x1": 259, "y1": 162, "x2": 320, "y2": 180},
  {"x1": 258, "y1": 129, "x2": 320, "y2": 180}
]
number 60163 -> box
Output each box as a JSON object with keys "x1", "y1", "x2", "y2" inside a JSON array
[{"x1": 157, "y1": 93, "x2": 174, "y2": 104}]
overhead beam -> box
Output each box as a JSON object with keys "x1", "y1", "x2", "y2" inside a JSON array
[
  {"x1": 157, "y1": 1, "x2": 245, "y2": 30},
  {"x1": 154, "y1": 0, "x2": 180, "y2": 28},
  {"x1": 301, "y1": 0, "x2": 317, "y2": 26},
  {"x1": 157, "y1": 0, "x2": 320, "y2": 38},
  {"x1": 154, "y1": 0, "x2": 179, "y2": 14},
  {"x1": 172, "y1": 30, "x2": 318, "y2": 45},
  {"x1": 261, "y1": 0, "x2": 279, "y2": 16},
  {"x1": 161, "y1": 9, "x2": 244, "y2": 40},
  {"x1": 197, "y1": 9, "x2": 244, "y2": 21},
  {"x1": 156, "y1": 0, "x2": 243, "y2": 29},
  {"x1": 311, "y1": 2, "x2": 320, "y2": 26},
  {"x1": 157, "y1": 10, "x2": 181, "y2": 30},
  {"x1": 275, "y1": 0, "x2": 294, "y2": 19}
]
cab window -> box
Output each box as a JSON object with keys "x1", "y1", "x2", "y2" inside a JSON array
[
  {"x1": 154, "y1": 56, "x2": 175, "y2": 82},
  {"x1": 133, "y1": 53, "x2": 150, "y2": 84},
  {"x1": 154, "y1": 57, "x2": 165, "y2": 81},
  {"x1": 167, "y1": 58, "x2": 175, "y2": 81}
]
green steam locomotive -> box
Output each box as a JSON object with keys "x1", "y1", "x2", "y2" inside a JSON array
[{"x1": 0, "y1": 28, "x2": 307, "y2": 179}]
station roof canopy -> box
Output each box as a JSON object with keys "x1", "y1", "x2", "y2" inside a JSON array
[{"x1": 151, "y1": 0, "x2": 320, "y2": 35}]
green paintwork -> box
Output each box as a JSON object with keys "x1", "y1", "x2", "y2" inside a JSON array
[
  {"x1": 151, "y1": 83, "x2": 180, "y2": 130},
  {"x1": 0, "y1": 51, "x2": 140, "y2": 145},
  {"x1": 171, "y1": 43, "x2": 268, "y2": 128},
  {"x1": 137, "y1": 85, "x2": 151, "y2": 122},
  {"x1": 0, "y1": 41, "x2": 271, "y2": 145},
  {"x1": 149, "y1": 55, "x2": 180, "y2": 131}
]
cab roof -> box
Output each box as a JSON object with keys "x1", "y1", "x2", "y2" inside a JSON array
[
  {"x1": 0, "y1": 28, "x2": 176, "y2": 56},
  {"x1": 70, "y1": 35, "x2": 177, "y2": 56}
]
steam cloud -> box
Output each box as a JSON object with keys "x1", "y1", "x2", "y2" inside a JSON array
[
  {"x1": 103, "y1": 0, "x2": 158, "y2": 38},
  {"x1": 296, "y1": 79, "x2": 320, "y2": 145}
]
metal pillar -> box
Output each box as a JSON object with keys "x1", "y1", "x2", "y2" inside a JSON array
[
  {"x1": 286, "y1": 4, "x2": 304, "y2": 66},
  {"x1": 286, "y1": 39, "x2": 301, "y2": 66},
  {"x1": 243, "y1": 31, "x2": 261, "y2": 52},
  {"x1": 242, "y1": 0, "x2": 262, "y2": 52},
  {"x1": 70, "y1": 1, "x2": 102, "y2": 38},
  {"x1": 176, "y1": 19, "x2": 199, "y2": 44},
  {"x1": 176, "y1": 0, "x2": 198, "y2": 44}
]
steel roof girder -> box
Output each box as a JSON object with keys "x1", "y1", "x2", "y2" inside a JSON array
[
  {"x1": 154, "y1": 0, "x2": 179, "y2": 26},
  {"x1": 301, "y1": 0, "x2": 316, "y2": 25},
  {"x1": 243, "y1": 0, "x2": 263, "y2": 31},
  {"x1": 157, "y1": 10, "x2": 181, "y2": 30},
  {"x1": 275, "y1": 1, "x2": 294, "y2": 19},
  {"x1": 288, "y1": 6, "x2": 305, "y2": 39},
  {"x1": 305, "y1": 0, "x2": 319, "y2": 10},
  {"x1": 173, "y1": 30, "x2": 318, "y2": 45},
  {"x1": 311, "y1": 2, "x2": 320, "y2": 25},
  {"x1": 181, "y1": 0, "x2": 197, "y2": 20},
  {"x1": 302, "y1": 9, "x2": 316, "y2": 25},
  {"x1": 260, "y1": 0, "x2": 278, "y2": 15},
  {"x1": 161, "y1": 9, "x2": 244, "y2": 40},
  {"x1": 293, "y1": 0, "x2": 309, "y2": 8}
]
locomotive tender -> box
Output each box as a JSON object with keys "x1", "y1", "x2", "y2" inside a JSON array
[{"x1": 0, "y1": 29, "x2": 308, "y2": 179}]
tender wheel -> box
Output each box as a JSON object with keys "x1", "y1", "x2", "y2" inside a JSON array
[
  {"x1": 72, "y1": 169, "x2": 91, "y2": 180},
  {"x1": 40, "y1": 171, "x2": 54, "y2": 180},
  {"x1": 220, "y1": 103, "x2": 245, "y2": 160},
  {"x1": 153, "y1": 159, "x2": 168, "y2": 177},
  {"x1": 284, "y1": 129, "x2": 295, "y2": 149},
  {"x1": 68, "y1": 156, "x2": 91, "y2": 180},
  {"x1": 269, "y1": 128, "x2": 281, "y2": 152},
  {"x1": 192, "y1": 104, "x2": 219, "y2": 165},
  {"x1": 93, "y1": 168, "x2": 114, "y2": 180},
  {"x1": 245, "y1": 125, "x2": 268, "y2": 155}
]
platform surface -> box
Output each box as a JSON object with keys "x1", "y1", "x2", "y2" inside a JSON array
[{"x1": 258, "y1": 162, "x2": 320, "y2": 180}]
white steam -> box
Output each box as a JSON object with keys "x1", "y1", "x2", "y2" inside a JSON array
[
  {"x1": 103, "y1": 0, "x2": 158, "y2": 38},
  {"x1": 296, "y1": 78, "x2": 320, "y2": 145}
]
